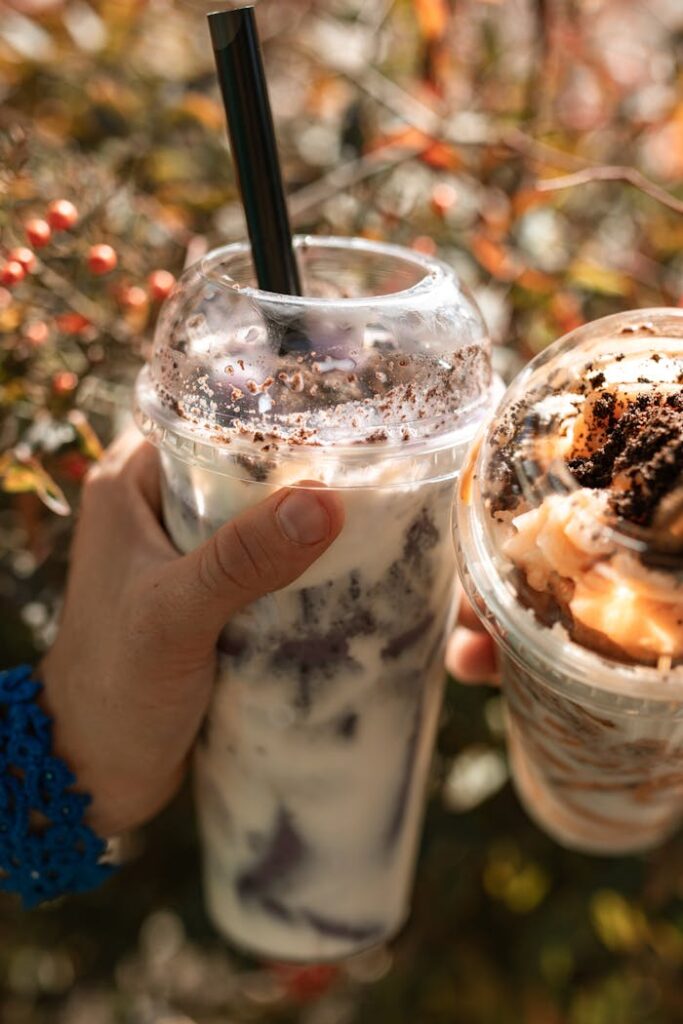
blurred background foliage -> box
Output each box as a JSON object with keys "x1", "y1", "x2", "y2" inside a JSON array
[{"x1": 1, "y1": 0, "x2": 683, "y2": 1021}]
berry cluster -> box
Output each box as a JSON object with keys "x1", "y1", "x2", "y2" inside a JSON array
[
  {"x1": 2, "y1": 198, "x2": 176, "y2": 302},
  {"x1": 0, "y1": 190, "x2": 181, "y2": 507}
]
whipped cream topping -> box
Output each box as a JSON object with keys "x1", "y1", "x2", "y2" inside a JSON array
[
  {"x1": 505, "y1": 491, "x2": 683, "y2": 663},
  {"x1": 485, "y1": 340, "x2": 683, "y2": 668}
]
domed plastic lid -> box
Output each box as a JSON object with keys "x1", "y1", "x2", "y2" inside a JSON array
[
  {"x1": 135, "y1": 236, "x2": 492, "y2": 453},
  {"x1": 459, "y1": 308, "x2": 683, "y2": 695}
]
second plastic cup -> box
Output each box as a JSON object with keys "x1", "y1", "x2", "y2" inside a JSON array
[
  {"x1": 136, "y1": 236, "x2": 494, "y2": 960},
  {"x1": 457, "y1": 309, "x2": 683, "y2": 855}
]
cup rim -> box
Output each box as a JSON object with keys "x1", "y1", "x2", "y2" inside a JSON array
[
  {"x1": 137, "y1": 234, "x2": 497, "y2": 459},
  {"x1": 199, "y1": 234, "x2": 451, "y2": 309}
]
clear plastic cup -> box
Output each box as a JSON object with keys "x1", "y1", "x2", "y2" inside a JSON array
[
  {"x1": 135, "y1": 236, "x2": 495, "y2": 960},
  {"x1": 456, "y1": 309, "x2": 683, "y2": 856}
]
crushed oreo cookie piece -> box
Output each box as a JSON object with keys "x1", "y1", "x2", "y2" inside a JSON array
[{"x1": 568, "y1": 391, "x2": 683, "y2": 526}]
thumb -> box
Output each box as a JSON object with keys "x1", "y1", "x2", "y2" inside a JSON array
[{"x1": 158, "y1": 482, "x2": 344, "y2": 642}]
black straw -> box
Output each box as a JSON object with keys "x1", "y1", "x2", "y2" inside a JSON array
[{"x1": 208, "y1": 6, "x2": 301, "y2": 296}]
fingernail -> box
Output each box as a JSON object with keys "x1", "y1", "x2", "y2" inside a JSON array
[{"x1": 276, "y1": 490, "x2": 330, "y2": 545}]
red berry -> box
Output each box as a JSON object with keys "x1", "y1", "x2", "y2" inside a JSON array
[
  {"x1": 56, "y1": 312, "x2": 91, "y2": 334},
  {"x1": 1, "y1": 260, "x2": 26, "y2": 286},
  {"x1": 118, "y1": 284, "x2": 148, "y2": 309},
  {"x1": 8, "y1": 247, "x2": 37, "y2": 273},
  {"x1": 411, "y1": 235, "x2": 437, "y2": 256},
  {"x1": 148, "y1": 268, "x2": 176, "y2": 302},
  {"x1": 87, "y1": 244, "x2": 118, "y2": 276},
  {"x1": 24, "y1": 321, "x2": 49, "y2": 346},
  {"x1": 271, "y1": 963, "x2": 340, "y2": 1003},
  {"x1": 59, "y1": 451, "x2": 90, "y2": 482},
  {"x1": 431, "y1": 182, "x2": 457, "y2": 217},
  {"x1": 25, "y1": 218, "x2": 52, "y2": 248},
  {"x1": 47, "y1": 199, "x2": 79, "y2": 231},
  {"x1": 52, "y1": 370, "x2": 79, "y2": 395}
]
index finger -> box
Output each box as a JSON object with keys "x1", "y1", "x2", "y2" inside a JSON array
[
  {"x1": 458, "y1": 596, "x2": 487, "y2": 633},
  {"x1": 90, "y1": 426, "x2": 162, "y2": 514}
]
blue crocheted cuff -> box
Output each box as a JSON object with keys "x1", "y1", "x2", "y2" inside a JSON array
[{"x1": 0, "y1": 664, "x2": 116, "y2": 908}]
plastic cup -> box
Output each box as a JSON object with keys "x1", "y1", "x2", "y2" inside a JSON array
[
  {"x1": 135, "y1": 236, "x2": 495, "y2": 960},
  {"x1": 457, "y1": 308, "x2": 683, "y2": 855}
]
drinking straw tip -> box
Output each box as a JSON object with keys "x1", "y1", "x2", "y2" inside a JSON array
[
  {"x1": 208, "y1": 7, "x2": 255, "y2": 49},
  {"x1": 207, "y1": 1, "x2": 302, "y2": 297}
]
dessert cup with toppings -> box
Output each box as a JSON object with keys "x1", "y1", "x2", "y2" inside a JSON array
[
  {"x1": 457, "y1": 309, "x2": 683, "y2": 855},
  {"x1": 135, "y1": 237, "x2": 495, "y2": 960}
]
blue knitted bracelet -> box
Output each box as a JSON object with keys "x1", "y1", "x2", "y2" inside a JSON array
[{"x1": 0, "y1": 664, "x2": 116, "y2": 908}]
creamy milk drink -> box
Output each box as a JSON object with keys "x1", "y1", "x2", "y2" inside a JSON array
[
  {"x1": 457, "y1": 309, "x2": 683, "y2": 855},
  {"x1": 136, "y1": 237, "x2": 495, "y2": 960}
]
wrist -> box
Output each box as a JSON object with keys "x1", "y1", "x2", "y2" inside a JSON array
[
  {"x1": 38, "y1": 653, "x2": 181, "y2": 836},
  {"x1": 38, "y1": 653, "x2": 127, "y2": 837}
]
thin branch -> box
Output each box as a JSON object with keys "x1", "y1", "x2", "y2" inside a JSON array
[
  {"x1": 327, "y1": 69, "x2": 683, "y2": 218},
  {"x1": 526, "y1": 0, "x2": 557, "y2": 130},
  {"x1": 499, "y1": 127, "x2": 587, "y2": 172},
  {"x1": 38, "y1": 264, "x2": 132, "y2": 344},
  {"x1": 292, "y1": 30, "x2": 585, "y2": 169},
  {"x1": 291, "y1": 23, "x2": 683, "y2": 222},
  {"x1": 292, "y1": 31, "x2": 443, "y2": 134},
  {"x1": 289, "y1": 144, "x2": 425, "y2": 222},
  {"x1": 534, "y1": 166, "x2": 683, "y2": 216},
  {"x1": 347, "y1": 62, "x2": 445, "y2": 135}
]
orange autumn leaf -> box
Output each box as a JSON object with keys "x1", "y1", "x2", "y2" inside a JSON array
[
  {"x1": 550, "y1": 292, "x2": 585, "y2": 333},
  {"x1": 516, "y1": 268, "x2": 557, "y2": 293},
  {"x1": 359, "y1": 226, "x2": 385, "y2": 241},
  {"x1": 421, "y1": 139, "x2": 462, "y2": 171},
  {"x1": 176, "y1": 92, "x2": 225, "y2": 132},
  {"x1": 365, "y1": 126, "x2": 431, "y2": 154},
  {"x1": 365, "y1": 127, "x2": 461, "y2": 171},
  {"x1": 471, "y1": 234, "x2": 522, "y2": 281},
  {"x1": 413, "y1": 0, "x2": 450, "y2": 42},
  {"x1": 305, "y1": 75, "x2": 352, "y2": 118},
  {"x1": 513, "y1": 187, "x2": 553, "y2": 217}
]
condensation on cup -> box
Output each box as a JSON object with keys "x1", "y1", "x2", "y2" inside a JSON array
[
  {"x1": 135, "y1": 236, "x2": 496, "y2": 960},
  {"x1": 457, "y1": 308, "x2": 683, "y2": 855}
]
